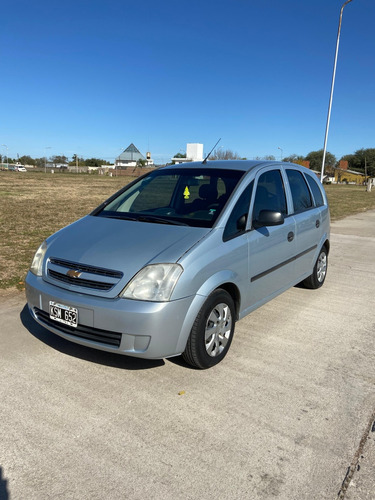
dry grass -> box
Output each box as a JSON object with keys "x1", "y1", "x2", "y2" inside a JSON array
[
  {"x1": 0, "y1": 171, "x2": 374, "y2": 289},
  {"x1": 0, "y1": 171, "x2": 130, "y2": 289},
  {"x1": 324, "y1": 183, "x2": 375, "y2": 219}
]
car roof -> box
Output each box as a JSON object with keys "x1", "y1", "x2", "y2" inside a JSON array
[{"x1": 161, "y1": 160, "x2": 311, "y2": 174}]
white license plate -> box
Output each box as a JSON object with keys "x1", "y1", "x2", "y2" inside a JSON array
[{"x1": 49, "y1": 301, "x2": 78, "y2": 328}]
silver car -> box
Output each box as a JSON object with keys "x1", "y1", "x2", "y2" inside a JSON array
[{"x1": 26, "y1": 161, "x2": 330, "y2": 369}]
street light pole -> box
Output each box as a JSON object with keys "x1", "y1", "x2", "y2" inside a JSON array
[
  {"x1": 278, "y1": 147, "x2": 283, "y2": 162},
  {"x1": 321, "y1": 0, "x2": 354, "y2": 183}
]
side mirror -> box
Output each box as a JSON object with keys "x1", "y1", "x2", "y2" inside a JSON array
[
  {"x1": 253, "y1": 210, "x2": 284, "y2": 228},
  {"x1": 236, "y1": 214, "x2": 247, "y2": 231}
]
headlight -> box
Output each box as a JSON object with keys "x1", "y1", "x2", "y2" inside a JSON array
[
  {"x1": 30, "y1": 240, "x2": 47, "y2": 276},
  {"x1": 120, "y1": 264, "x2": 183, "y2": 302}
]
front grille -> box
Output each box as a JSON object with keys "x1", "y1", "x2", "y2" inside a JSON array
[
  {"x1": 34, "y1": 307, "x2": 122, "y2": 347},
  {"x1": 49, "y1": 258, "x2": 123, "y2": 278},
  {"x1": 48, "y1": 269, "x2": 114, "y2": 290},
  {"x1": 47, "y1": 257, "x2": 123, "y2": 291}
]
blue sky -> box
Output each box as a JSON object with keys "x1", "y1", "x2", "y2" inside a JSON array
[{"x1": 1, "y1": 0, "x2": 374, "y2": 164}]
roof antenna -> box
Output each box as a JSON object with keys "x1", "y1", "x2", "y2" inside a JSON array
[{"x1": 202, "y1": 138, "x2": 221, "y2": 164}]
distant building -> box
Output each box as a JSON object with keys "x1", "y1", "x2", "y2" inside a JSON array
[
  {"x1": 115, "y1": 143, "x2": 154, "y2": 168},
  {"x1": 171, "y1": 143, "x2": 204, "y2": 164},
  {"x1": 334, "y1": 160, "x2": 367, "y2": 185}
]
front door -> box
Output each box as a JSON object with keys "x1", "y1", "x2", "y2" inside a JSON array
[{"x1": 247, "y1": 168, "x2": 297, "y2": 310}]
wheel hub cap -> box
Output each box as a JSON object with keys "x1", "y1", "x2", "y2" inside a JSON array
[
  {"x1": 317, "y1": 252, "x2": 327, "y2": 282},
  {"x1": 205, "y1": 303, "x2": 232, "y2": 357}
]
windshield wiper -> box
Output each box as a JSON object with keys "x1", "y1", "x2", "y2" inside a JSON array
[
  {"x1": 136, "y1": 215, "x2": 188, "y2": 226},
  {"x1": 98, "y1": 212, "x2": 188, "y2": 226},
  {"x1": 100, "y1": 213, "x2": 138, "y2": 221}
]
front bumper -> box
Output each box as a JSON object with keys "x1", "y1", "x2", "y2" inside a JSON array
[{"x1": 25, "y1": 272, "x2": 201, "y2": 359}]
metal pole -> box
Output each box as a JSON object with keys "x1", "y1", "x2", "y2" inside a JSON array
[
  {"x1": 278, "y1": 147, "x2": 283, "y2": 162},
  {"x1": 321, "y1": 0, "x2": 354, "y2": 183}
]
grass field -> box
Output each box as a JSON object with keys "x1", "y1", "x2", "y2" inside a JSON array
[
  {"x1": 0, "y1": 172, "x2": 131, "y2": 289},
  {"x1": 1, "y1": 171, "x2": 374, "y2": 290}
]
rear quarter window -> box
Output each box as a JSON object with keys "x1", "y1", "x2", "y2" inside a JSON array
[
  {"x1": 305, "y1": 174, "x2": 325, "y2": 207},
  {"x1": 286, "y1": 169, "x2": 313, "y2": 213}
]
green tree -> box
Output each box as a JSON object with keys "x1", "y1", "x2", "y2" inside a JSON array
[
  {"x1": 305, "y1": 149, "x2": 336, "y2": 173},
  {"x1": 51, "y1": 155, "x2": 68, "y2": 165},
  {"x1": 340, "y1": 148, "x2": 375, "y2": 176},
  {"x1": 171, "y1": 152, "x2": 187, "y2": 165},
  {"x1": 84, "y1": 158, "x2": 110, "y2": 167},
  {"x1": 136, "y1": 159, "x2": 146, "y2": 167},
  {"x1": 283, "y1": 154, "x2": 305, "y2": 163},
  {"x1": 19, "y1": 155, "x2": 36, "y2": 166},
  {"x1": 34, "y1": 157, "x2": 46, "y2": 168},
  {"x1": 69, "y1": 154, "x2": 85, "y2": 166}
]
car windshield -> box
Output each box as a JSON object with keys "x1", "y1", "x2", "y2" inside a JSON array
[{"x1": 95, "y1": 168, "x2": 245, "y2": 227}]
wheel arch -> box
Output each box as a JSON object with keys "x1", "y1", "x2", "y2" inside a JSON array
[
  {"x1": 175, "y1": 273, "x2": 242, "y2": 354},
  {"x1": 323, "y1": 239, "x2": 330, "y2": 255},
  {"x1": 215, "y1": 282, "x2": 241, "y2": 321}
]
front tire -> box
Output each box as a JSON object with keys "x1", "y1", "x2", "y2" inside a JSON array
[
  {"x1": 183, "y1": 289, "x2": 235, "y2": 369},
  {"x1": 302, "y1": 245, "x2": 328, "y2": 289}
]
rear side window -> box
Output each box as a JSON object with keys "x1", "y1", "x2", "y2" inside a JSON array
[
  {"x1": 305, "y1": 174, "x2": 324, "y2": 207},
  {"x1": 286, "y1": 169, "x2": 313, "y2": 213}
]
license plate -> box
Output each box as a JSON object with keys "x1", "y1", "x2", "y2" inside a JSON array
[{"x1": 49, "y1": 301, "x2": 78, "y2": 328}]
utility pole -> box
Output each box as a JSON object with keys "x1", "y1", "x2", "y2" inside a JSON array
[{"x1": 321, "y1": 0, "x2": 354, "y2": 183}]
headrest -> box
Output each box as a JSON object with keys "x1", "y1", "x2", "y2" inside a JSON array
[{"x1": 199, "y1": 184, "x2": 218, "y2": 200}]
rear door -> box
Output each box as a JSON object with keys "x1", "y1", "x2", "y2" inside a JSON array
[{"x1": 285, "y1": 168, "x2": 322, "y2": 279}]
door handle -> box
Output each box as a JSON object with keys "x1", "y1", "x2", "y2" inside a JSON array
[
  {"x1": 287, "y1": 232, "x2": 294, "y2": 242},
  {"x1": 316, "y1": 220, "x2": 320, "y2": 228}
]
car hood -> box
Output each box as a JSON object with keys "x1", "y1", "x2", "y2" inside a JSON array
[{"x1": 44, "y1": 215, "x2": 209, "y2": 297}]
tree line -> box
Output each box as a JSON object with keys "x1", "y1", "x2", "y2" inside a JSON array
[
  {"x1": 2, "y1": 148, "x2": 375, "y2": 177},
  {"x1": 203, "y1": 148, "x2": 375, "y2": 177},
  {"x1": 283, "y1": 149, "x2": 375, "y2": 177},
  {"x1": 0, "y1": 154, "x2": 112, "y2": 168}
]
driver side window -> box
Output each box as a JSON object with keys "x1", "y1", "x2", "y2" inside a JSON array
[{"x1": 252, "y1": 170, "x2": 287, "y2": 225}]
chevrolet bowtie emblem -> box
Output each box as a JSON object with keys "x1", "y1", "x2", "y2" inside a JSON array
[{"x1": 66, "y1": 269, "x2": 82, "y2": 279}]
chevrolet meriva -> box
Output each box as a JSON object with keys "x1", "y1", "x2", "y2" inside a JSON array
[{"x1": 26, "y1": 161, "x2": 330, "y2": 368}]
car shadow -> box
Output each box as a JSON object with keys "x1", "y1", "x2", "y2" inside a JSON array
[
  {"x1": 20, "y1": 304, "x2": 165, "y2": 371},
  {"x1": 0, "y1": 467, "x2": 9, "y2": 500},
  {"x1": 167, "y1": 355, "x2": 199, "y2": 370}
]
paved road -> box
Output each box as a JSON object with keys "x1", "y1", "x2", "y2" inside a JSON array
[{"x1": 1, "y1": 211, "x2": 375, "y2": 500}]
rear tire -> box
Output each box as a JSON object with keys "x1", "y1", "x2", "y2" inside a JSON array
[
  {"x1": 302, "y1": 245, "x2": 328, "y2": 289},
  {"x1": 183, "y1": 289, "x2": 235, "y2": 369}
]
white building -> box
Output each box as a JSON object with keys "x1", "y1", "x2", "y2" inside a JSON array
[
  {"x1": 115, "y1": 143, "x2": 154, "y2": 168},
  {"x1": 171, "y1": 143, "x2": 204, "y2": 164}
]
